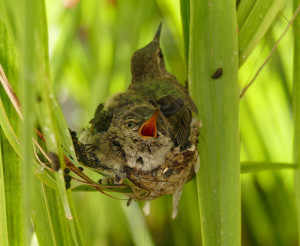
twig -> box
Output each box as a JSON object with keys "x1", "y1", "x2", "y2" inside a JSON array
[
  {"x1": 33, "y1": 144, "x2": 53, "y2": 171},
  {"x1": 0, "y1": 65, "x2": 45, "y2": 141},
  {"x1": 239, "y1": 4, "x2": 300, "y2": 99},
  {"x1": 0, "y1": 65, "x2": 23, "y2": 118}
]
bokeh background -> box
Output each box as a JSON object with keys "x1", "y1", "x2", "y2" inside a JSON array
[{"x1": 46, "y1": 0, "x2": 297, "y2": 245}]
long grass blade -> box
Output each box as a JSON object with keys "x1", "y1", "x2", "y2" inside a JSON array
[
  {"x1": 238, "y1": 0, "x2": 285, "y2": 66},
  {"x1": 240, "y1": 5, "x2": 300, "y2": 98},
  {"x1": 0, "y1": 0, "x2": 84, "y2": 244},
  {"x1": 180, "y1": 0, "x2": 190, "y2": 67},
  {"x1": 33, "y1": 1, "x2": 83, "y2": 244},
  {"x1": 122, "y1": 203, "x2": 155, "y2": 246},
  {"x1": 0, "y1": 131, "x2": 23, "y2": 246},
  {"x1": 0, "y1": 98, "x2": 22, "y2": 156},
  {"x1": 293, "y1": 1, "x2": 300, "y2": 244},
  {"x1": 38, "y1": 1, "x2": 83, "y2": 243},
  {"x1": 189, "y1": 0, "x2": 240, "y2": 245},
  {"x1": 0, "y1": 136, "x2": 8, "y2": 246},
  {"x1": 19, "y1": 0, "x2": 39, "y2": 242},
  {"x1": 0, "y1": 21, "x2": 24, "y2": 246},
  {"x1": 241, "y1": 161, "x2": 297, "y2": 173},
  {"x1": 32, "y1": 176, "x2": 77, "y2": 246}
]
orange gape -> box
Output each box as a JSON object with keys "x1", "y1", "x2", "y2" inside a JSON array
[{"x1": 138, "y1": 108, "x2": 160, "y2": 139}]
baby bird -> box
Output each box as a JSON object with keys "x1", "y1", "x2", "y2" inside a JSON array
[{"x1": 75, "y1": 24, "x2": 200, "y2": 218}]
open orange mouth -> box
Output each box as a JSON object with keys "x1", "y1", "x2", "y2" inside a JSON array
[{"x1": 138, "y1": 108, "x2": 160, "y2": 139}]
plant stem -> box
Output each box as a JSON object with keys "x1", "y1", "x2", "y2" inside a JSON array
[
  {"x1": 293, "y1": 1, "x2": 300, "y2": 245},
  {"x1": 189, "y1": 0, "x2": 240, "y2": 245},
  {"x1": 241, "y1": 161, "x2": 297, "y2": 173}
]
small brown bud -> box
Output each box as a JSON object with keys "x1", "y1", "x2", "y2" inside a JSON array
[
  {"x1": 64, "y1": 174, "x2": 72, "y2": 183},
  {"x1": 48, "y1": 152, "x2": 60, "y2": 171},
  {"x1": 65, "y1": 182, "x2": 71, "y2": 190},
  {"x1": 64, "y1": 168, "x2": 70, "y2": 174}
]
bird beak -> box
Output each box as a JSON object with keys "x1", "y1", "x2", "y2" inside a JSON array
[
  {"x1": 153, "y1": 23, "x2": 162, "y2": 42},
  {"x1": 138, "y1": 108, "x2": 160, "y2": 139}
]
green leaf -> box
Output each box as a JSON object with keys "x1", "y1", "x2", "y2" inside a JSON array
[
  {"x1": 0, "y1": 0, "x2": 84, "y2": 244},
  {"x1": 34, "y1": 168, "x2": 57, "y2": 191},
  {"x1": 0, "y1": 140, "x2": 8, "y2": 246},
  {"x1": 122, "y1": 203, "x2": 155, "y2": 246},
  {"x1": 0, "y1": 98, "x2": 22, "y2": 157},
  {"x1": 19, "y1": 0, "x2": 40, "y2": 243},
  {"x1": 238, "y1": 0, "x2": 285, "y2": 66},
  {"x1": 180, "y1": 0, "x2": 190, "y2": 66},
  {"x1": 32, "y1": 176, "x2": 72, "y2": 246},
  {"x1": 32, "y1": 1, "x2": 83, "y2": 244},
  {"x1": 241, "y1": 161, "x2": 297, "y2": 173},
  {"x1": 188, "y1": 0, "x2": 240, "y2": 245},
  {"x1": 72, "y1": 185, "x2": 98, "y2": 192},
  {"x1": 0, "y1": 21, "x2": 23, "y2": 246},
  {"x1": 236, "y1": 0, "x2": 256, "y2": 30},
  {"x1": 293, "y1": 0, "x2": 300, "y2": 243},
  {"x1": 0, "y1": 132, "x2": 23, "y2": 246}
]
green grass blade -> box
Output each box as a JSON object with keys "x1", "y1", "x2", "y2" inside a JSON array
[
  {"x1": 0, "y1": 131, "x2": 23, "y2": 246},
  {"x1": 32, "y1": 176, "x2": 77, "y2": 246},
  {"x1": 0, "y1": 98, "x2": 21, "y2": 156},
  {"x1": 122, "y1": 203, "x2": 155, "y2": 246},
  {"x1": 0, "y1": 91, "x2": 58, "y2": 193},
  {"x1": 0, "y1": 137, "x2": 8, "y2": 246},
  {"x1": 50, "y1": 6, "x2": 80, "y2": 85},
  {"x1": 238, "y1": 0, "x2": 285, "y2": 66},
  {"x1": 32, "y1": 177, "x2": 60, "y2": 246},
  {"x1": 293, "y1": 1, "x2": 300, "y2": 244},
  {"x1": 241, "y1": 161, "x2": 297, "y2": 173},
  {"x1": 236, "y1": 0, "x2": 256, "y2": 30},
  {"x1": 1, "y1": 0, "x2": 84, "y2": 244},
  {"x1": 20, "y1": 0, "x2": 39, "y2": 242},
  {"x1": 33, "y1": 1, "x2": 83, "y2": 244},
  {"x1": 180, "y1": 0, "x2": 190, "y2": 66},
  {"x1": 189, "y1": 1, "x2": 240, "y2": 245},
  {"x1": 156, "y1": 0, "x2": 186, "y2": 82},
  {"x1": 0, "y1": 21, "x2": 23, "y2": 246},
  {"x1": 35, "y1": 71, "x2": 83, "y2": 246}
]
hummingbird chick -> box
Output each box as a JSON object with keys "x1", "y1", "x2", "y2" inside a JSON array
[{"x1": 75, "y1": 23, "x2": 200, "y2": 218}]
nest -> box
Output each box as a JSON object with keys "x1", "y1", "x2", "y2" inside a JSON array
[{"x1": 71, "y1": 118, "x2": 200, "y2": 203}]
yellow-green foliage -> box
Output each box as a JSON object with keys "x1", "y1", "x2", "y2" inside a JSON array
[{"x1": 0, "y1": 0, "x2": 299, "y2": 245}]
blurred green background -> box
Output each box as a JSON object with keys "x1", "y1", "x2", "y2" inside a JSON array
[{"x1": 45, "y1": 0, "x2": 296, "y2": 245}]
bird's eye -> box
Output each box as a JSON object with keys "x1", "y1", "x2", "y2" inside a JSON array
[
  {"x1": 158, "y1": 50, "x2": 163, "y2": 59},
  {"x1": 127, "y1": 121, "x2": 135, "y2": 128}
]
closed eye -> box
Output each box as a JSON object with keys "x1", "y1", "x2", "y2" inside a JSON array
[
  {"x1": 124, "y1": 119, "x2": 140, "y2": 129},
  {"x1": 127, "y1": 122, "x2": 135, "y2": 128},
  {"x1": 158, "y1": 50, "x2": 163, "y2": 58}
]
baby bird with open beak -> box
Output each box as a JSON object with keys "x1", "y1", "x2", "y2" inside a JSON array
[{"x1": 74, "y1": 24, "x2": 200, "y2": 218}]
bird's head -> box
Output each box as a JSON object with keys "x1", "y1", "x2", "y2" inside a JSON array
[
  {"x1": 99, "y1": 104, "x2": 174, "y2": 171},
  {"x1": 131, "y1": 23, "x2": 167, "y2": 83}
]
